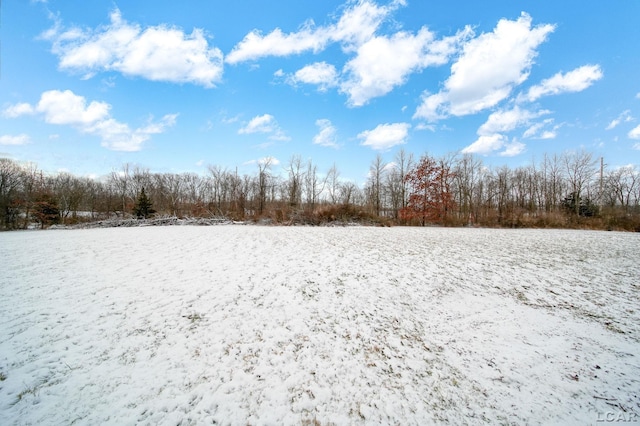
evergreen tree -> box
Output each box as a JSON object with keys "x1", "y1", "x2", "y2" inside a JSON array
[
  {"x1": 133, "y1": 187, "x2": 155, "y2": 219},
  {"x1": 562, "y1": 191, "x2": 597, "y2": 217}
]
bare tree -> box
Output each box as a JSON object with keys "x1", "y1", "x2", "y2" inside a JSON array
[
  {"x1": 0, "y1": 158, "x2": 23, "y2": 229},
  {"x1": 540, "y1": 154, "x2": 564, "y2": 213},
  {"x1": 453, "y1": 154, "x2": 483, "y2": 224},
  {"x1": 339, "y1": 181, "x2": 357, "y2": 206},
  {"x1": 18, "y1": 162, "x2": 41, "y2": 229},
  {"x1": 563, "y1": 150, "x2": 597, "y2": 215},
  {"x1": 367, "y1": 154, "x2": 387, "y2": 216},
  {"x1": 54, "y1": 172, "x2": 87, "y2": 223},
  {"x1": 326, "y1": 163, "x2": 340, "y2": 204},
  {"x1": 257, "y1": 157, "x2": 273, "y2": 215},
  {"x1": 208, "y1": 165, "x2": 230, "y2": 214},
  {"x1": 286, "y1": 155, "x2": 303, "y2": 208},
  {"x1": 386, "y1": 149, "x2": 414, "y2": 220},
  {"x1": 605, "y1": 165, "x2": 639, "y2": 211},
  {"x1": 304, "y1": 159, "x2": 325, "y2": 211},
  {"x1": 109, "y1": 163, "x2": 131, "y2": 217}
]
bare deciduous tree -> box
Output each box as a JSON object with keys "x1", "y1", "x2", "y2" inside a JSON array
[{"x1": 563, "y1": 150, "x2": 597, "y2": 216}]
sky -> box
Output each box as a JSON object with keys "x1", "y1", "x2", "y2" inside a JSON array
[{"x1": 1, "y1": 0, "x2": 640, "y2": 183}]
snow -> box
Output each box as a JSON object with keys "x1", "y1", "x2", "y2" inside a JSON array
[{"x1": 1, "y1": 226, "x2": 639, "y2": 425}]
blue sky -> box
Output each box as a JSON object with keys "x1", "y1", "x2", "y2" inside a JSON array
[{"x1": 1, "y1": 0, "x2": 639, "y2": 182}]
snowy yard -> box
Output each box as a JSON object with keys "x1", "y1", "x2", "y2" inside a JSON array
[{"x1": 1, "y1": 226, "x2": 639, "y2": 425}]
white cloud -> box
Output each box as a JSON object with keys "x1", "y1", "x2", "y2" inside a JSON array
[
  {"x1": 2, "y1": 102, "x2": 34, "y2": 118},
  {"x1": 329, "y1": 0, "x2": 396, "y2": 52},
  {"x1": 228, "y1": 0, "x2": 470, "y2": 106},
  {"x1": 269, "y1": 131, "x2": 291, "y2": 142},
  {"x1": 341, "y1": 27, "x2": 471, "y2": 106},
  {"x1": 521, "y1": 65, "x2": 603, "y2": 102},
  {"x1": 358, "y1": 122, "x2": 410, "y2": 150},
  {"x1": 539, "y1": 130, "x2": 557, "y2": 139},
  {"x1": 44, "y1": 9, "x2": 223, "y2": 87},
  {"x1": 95, "y1": 114, "x2": 178, "y2": 151},
  {"x1": 523, "y1": 119, "x2": 557, "y2": 139},
  {"x1": 313, "y1": 119, "x2": 339, "y2": 148},
  {"x1": 226, "y1": 25, "x2": 328, "y2": 64},
  {"x1": 462, "y1": 134, "x2": 507, "y2": 155},
  {"x1": 228, "y1": 1, "x2": 473, "y2": 106},
  {"x1": 257, "y1": 156, "x2": 280, "y2": 166},
  {"x1": 629, "y1": 124, "x2": 640, "y2": 140},
  {"x1": 290, "y1": 62, "x2": 338, "y2": 91},
  {"x1": 226, "y1": 0, "x2": 394, "y2": 64},
  {"x1": 415, "y1": 123, "x2": 436, "y2": 131},
  {"x1": 36, "y1": 90, "x2": 110, "y2": 125},
  {"x1": 478, "y1": 106, "x2": 549, "y2": 136},
  {"x1": 238, "y1": 114, "x2": 290, "y2": 141},
  {"x1": 466, "y1": 106, "x2": 551, "y2": 156},
  {"x1": 0, "y1": 134, "x2": 31, "y2": 146},
  {"x1": 415, "y1": 13, "x2": 554, "y2": 121},
  {"x1": 606, "y1": 110, "x2": 634, "y2": 130},
  {"x1": 462, "y1": 133, "x2": 525, "y2": 157},
  {"x1": 239, "y1": 114, "x2": 276, "y2": 134},
  {"x1": 4, "y1": 90, "x2": 176, "y2": 151},
  {"x1": 499, "y1": 140, "x2": 526, "y2": 157},
  {"x1": 383, "y1": 161, "x2": 398, "y2": 173}
]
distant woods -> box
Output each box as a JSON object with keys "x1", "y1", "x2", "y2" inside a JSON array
[{"x1": 1, "y1": 149, "x2": 639, "y2": 231}]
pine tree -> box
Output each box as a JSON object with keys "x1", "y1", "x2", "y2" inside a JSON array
[
  {"x1": 133, "y1": 187, "x2": 155, "y2": 219},
  {"x1": 562, "y1": 191, "x2": 597, "y2": 217}
]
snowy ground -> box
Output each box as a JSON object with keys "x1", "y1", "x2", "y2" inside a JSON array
[{"x1": 1, "y1": 226, "x2": 639, "y2": 425}]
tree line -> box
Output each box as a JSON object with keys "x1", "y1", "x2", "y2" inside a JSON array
[{"x1": 1, "y1": 149, "x2": 639, "y2": 231}]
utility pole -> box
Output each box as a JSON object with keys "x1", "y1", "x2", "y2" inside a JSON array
[{"x1": 599, "y1": 157, "x2": 604, "y2": 208}]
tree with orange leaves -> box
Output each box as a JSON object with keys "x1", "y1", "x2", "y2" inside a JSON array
[{"x1": 400, "y1": 155, "x2": 456, "y2": 226}]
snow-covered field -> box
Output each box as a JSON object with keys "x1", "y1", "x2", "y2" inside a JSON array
[{"x1": 1, "y1": 226, "x2": 639, "y2": 425}]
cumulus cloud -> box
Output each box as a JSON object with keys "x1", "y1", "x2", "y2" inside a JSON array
[
  {"x1": 239, "y1": 114, "x2": 277, "y2": 134},
  {"x1": 43, "y1": 9, "x2": 223, "y2": 87},
  {"x1": 312, "y1": 119, "x2": 339, "y2": 148},
  {"x1": 629, "y1": 125, "x2": 640, "y2": 140},
  {"x1": 458, "y1": 62, "x2": 599, "y2": 158},
  {"x1": 463, "y1": 106, "x2": 550, "y2": 156},
  {"x1": 93, "y1": 114, "x2": 178, "y2": 151},
  {"x1": 228, "y1": 0, "x2": 464, "y2": 105},
  {"x1": 36, "y1": 89, "x2": 111, "y2": 125},
  {"x1": 225, "y1": 23, "x2": 328, "y2": 64},
  {"x1": 523, "y1": 119, "x2": 558, "y2": 139},
  {"x1": 2, "y1": 102, "x2": 35, "y2": 118},
  {"x1": 341, "y1": 27, "x2": 471, "y2": 106},
  {"x1": 462, "y1": 134, "x2": 525, "y2": 157},
  {"x1": 238, "y1": 114, "x2": 289, "y2": 141},
  {"x1": 290, "y1": 62, "x2": 338, "y2": 91},
  {"x1": 521, "y1": 65, "x2": 603, "y2": 102},
  {"x1": 500, "y1": 140, "x2": 526, "y2": 157},
  {"x1": 226, "y1": 0, "x2": 394, "y2": 64},
  {"x1": 414, "y1": 13, "x2": 554, "y2": 121},
  {"x1": 606, "y1": 110, "x2": 633, "y2": 130},
  {"x1": 462, "y1": 134, "x2": 506, "y2": 155},
  {"x1": 4, "y1": 90, "x2": 176, "y2": 151},
  {"x1": 226, "y1": 25, "x2": 329, "y2": 65},
  {"x1": 358, "y1": 122, "x2": 410, "y2": 150},
  {"x1": 0, "y1": 134, "x2": 31, "y2": 146},
  {"x1": 477, "y1": 106, "x2": 550, "y2": 136}
]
